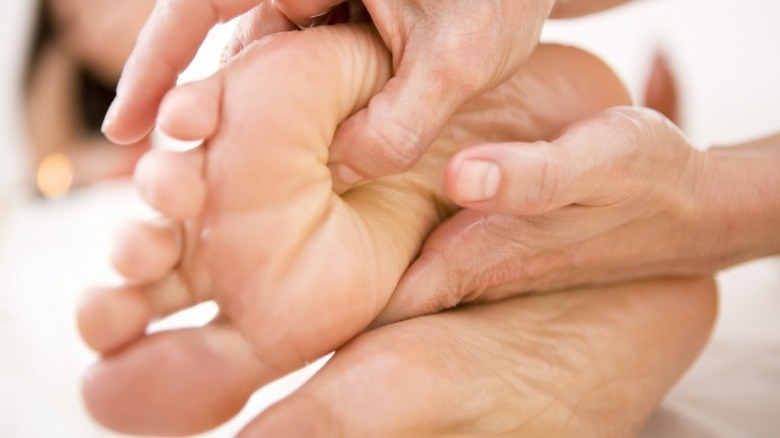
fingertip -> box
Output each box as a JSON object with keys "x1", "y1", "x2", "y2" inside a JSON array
[
  {"x1": 447, "y1": 156, "x2": 502, "y2": 206},
  {"x1": 372, "y1": 255, "x2": 454, "y2": 328},
  {"x1": 100, "y1": 100, "x2": 119, "y2": 138},
  {"x1": 273, "y1": 0, "x2": 338, "y2": 25},
  {"x1": 445, "y1": 144, "x2": 507, "y2": 210},
  {"x1": 101, "y1": 93, "x2": 158, "y2": 145},
  {"x1": 330, "y1": 82, "x2": 446, "y2": 181},
  {"x1": 327, "y1": 162, "x2": 364, "y2": 194},
  {"x1": 446, "y1": 142, "x2": 570, "y2": 215}
]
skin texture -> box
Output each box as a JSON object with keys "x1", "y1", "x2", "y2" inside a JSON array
[
  {"x1": 377, "y1": 111, "x2": 780, "y2": 325},
  {"x1": 100, "y1": 0, "x2": 639, "y2": 188},
  {"x1": 78, "y1": 24, "x2": 631, "y2": 435},
  {"x1": 243, "y1": 277, "x2": 717, "y2": 437}
]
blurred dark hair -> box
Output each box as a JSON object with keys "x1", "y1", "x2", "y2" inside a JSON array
[{"x1": 27, "y1": 0, "x2": 117, "y2": 133}]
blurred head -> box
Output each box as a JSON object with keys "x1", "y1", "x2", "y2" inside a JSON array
[{"x1": 47, "y1": 0, "x2": 155, "y2": 82}]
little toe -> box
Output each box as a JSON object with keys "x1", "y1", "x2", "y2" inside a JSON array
[
  {"x1": 157, "y1": 76, "x2": 222, "y2": 141},
  {"x1": 83, "y1": 323, "x2": 270, "y2": 435},
  {"x1": 111, "y1": 218, "x2": 181, "y2": 281},
  {"x1": 134, "y1": 147, "x2": 206, "y2": 220},
  {"x1": 78, "y1": 285, "x2": 152, "y2": 353}
]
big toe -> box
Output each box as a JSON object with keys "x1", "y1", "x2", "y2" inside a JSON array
[{"x1": 83, "y1": 324, "x2": 269, "y2": 435}]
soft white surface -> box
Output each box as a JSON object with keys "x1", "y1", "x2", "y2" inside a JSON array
[
  {"x1": 1, "y1": 0, "x2": 779, "y2": 436},
  {"x1": 0, "y1": 0, "x2": 33, "y2": 218}
]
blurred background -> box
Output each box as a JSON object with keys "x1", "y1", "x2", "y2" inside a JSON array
[{"x1": 0, "y1": 0, "x2": 778, "y2": 436}]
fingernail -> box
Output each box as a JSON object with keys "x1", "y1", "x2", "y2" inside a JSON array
[
  {"x1": 101, "y1": 99, "x2": 118, "y2": 134},
  {"x1": 297, "y1": 9, "x2": 334, "y2": 29},
  {"x1": 336, "y1": 163, "x2": 363, "y2": 186},
  {"x1": 456, "y1": 160, "x2": 501, "y2": 202}
]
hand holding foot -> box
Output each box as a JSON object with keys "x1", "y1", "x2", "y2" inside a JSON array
[
  {"x1": 379, "y1": 107, "x2": 780, "y2": 325},
  {"x1": 103, "y1": 0, "x2": 554, "y2": 192},
  {"x1": 80, "y1": 24, "x2": 632, "y2": 435}
]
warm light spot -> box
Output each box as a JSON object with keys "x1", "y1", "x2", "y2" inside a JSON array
[{"x1": 37, "y1": 152, "x2": 74, "y2": 199}]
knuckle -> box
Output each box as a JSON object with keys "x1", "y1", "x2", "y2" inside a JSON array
[
  {"x1": 516, "y1": 146, "x2": 570, "y2": 214},
  {"x1": 426, "y1": 39, "x2": 492, "y2": 97},
  {"x1": 453, "y1": 216, "x2": 530, "y2": 300},
  {"x1": 601, "y1": 106, "x2": 688, "y2": 157},
  {"x1": 418, "y1": 6, "x2": 521, "y2": 96},
  {"x1": 361, "y1": 113, "x2": 425, "y2": 174}
]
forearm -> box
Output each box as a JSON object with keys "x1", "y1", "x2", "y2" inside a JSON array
[
  {"x1": 696, "y1": 134, "x2": 780, "y2": 268},
  {"x1": 549, "y1": 0, "x2": 635, "y2": 18}
]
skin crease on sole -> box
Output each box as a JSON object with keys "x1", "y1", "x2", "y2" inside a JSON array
[
  {"x1": 240, "y1": 277, "x2": 718, "y2": 437},
  {"x1": 79, "y1": 23, "x2": 637, "y2": 435}
]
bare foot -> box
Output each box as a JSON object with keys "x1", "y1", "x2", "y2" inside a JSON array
[
  {"x1": 78, "y1": 24, "x2": 629, "y2": 435},
  {"x1": 242, "y1": 277, "x2": 717, "y2": 436}
]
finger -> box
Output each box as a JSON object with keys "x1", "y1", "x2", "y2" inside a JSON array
[
  {"x1": 375, "y1": 189, "x2": 654, "y2": 327},
  {"x1": 246, "y1": 277, "x2": 717, "y2": 435},
  {"x1": 328, "y1": 48, "x2": 475, "y2": 191},
  {"x1": 133, "y1": 147, "x2": 206, "y2": 221},
  {"x1": 274, "y1": 0, "x2": 343, "y2": 26},
  {"x1": 65, "y1": 138, "x2": 148, "y2": 186},
  {"x1": 221, "y1": 3, "x2": 297, "y2": 64},
  {"x1": 103, "y1": 0, "x2": 260, "y2": 144},
  {"x1": 445, "y1": 106, "x2": 683, "y2": 215},
  {"x1": 373, "y1": 209, "x2": 519, "y2": 326},
  {"x1": 83, "y1": 323, "x2": 268, "y2": 435}
]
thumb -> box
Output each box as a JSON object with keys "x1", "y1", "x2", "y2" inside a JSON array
[
  {"x1": 445, "y1": 106, "x2": 681, "y2": 215},
  {"x1": 328, "y1": 49, "x2": 478, "y2": 192},
  {"x1": 373, "y1": 209, "x2": 526, "y2": 327}
]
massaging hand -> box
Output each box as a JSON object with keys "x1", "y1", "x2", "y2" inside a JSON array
[
  {"x1": 100, "y1": 0, "x2": 649, "y2": 189},
  {"x1": 376, "y1": 107, "x2": 780, "y2": 324}
]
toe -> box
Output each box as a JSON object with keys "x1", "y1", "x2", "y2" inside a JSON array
[
  {"x1": 157, "y1": 76, "x2": 222, "y2": 141},
  {"x1": 134, "y1": 148, "x2": 206, "y2": 220},
  {"x1": 145, "y1": 271, "x2": 209, "y2": 317},
  {"x1": 79, "y1": 271, "x2": 211, "y2": 354},
  {"x1": 78, "y1": 285, "x2": 153, "y2": 353},
  {"x1": 83, "y1": 323, "x2": 269, "y2": 435},
  {"x1": 111, "y1": 218, "x2": 181, "y2": 281}
]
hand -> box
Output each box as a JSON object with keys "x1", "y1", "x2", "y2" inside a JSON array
[
  {"x1": 240, "y1": 277, "x2": 716, "y2": 436},
  {"x1": 376, "y1": 106, "x2": 780, "y2": 325},
  {"x1": 101, "y1": 0, "x2": 555, "y2": 190}
]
